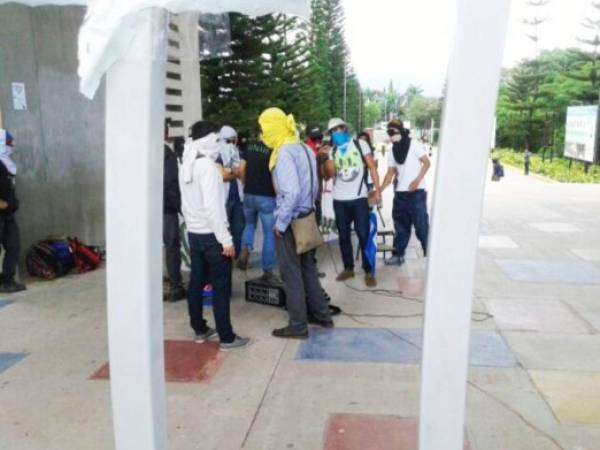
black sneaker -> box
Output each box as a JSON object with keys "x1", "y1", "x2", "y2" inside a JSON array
[
  {"x1": 307, "y1": 315, "x2": 334, "y2": 328},
  {"x1": 194, "y1": 328, "x2": 217, "y2": 343},
  {"x1": 164, "y1": 285, "x2": 186, "y2": 302},
  {"x1": 219, "y1": 335, "x2": 251, "y2": 351},
  {"x1": 0, "y1": 280, "x2": 26, "y2": 293},
  {"x1": 260, "y1": 271, "x2": 282, "y2": 285},
  {"x1": 272, "y1": 326, "x2": 309, "y2": 340}
]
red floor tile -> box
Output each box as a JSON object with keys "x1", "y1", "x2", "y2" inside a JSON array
[
  {"x1": 90, "y1": 340, "x2": 225, "y2": 383},
  {"x1": 324, "y1": 414, "x2": 470, "y2": 450},
  {"x1": 397, "y1": 277, "x2": 424, "y2": 298}
]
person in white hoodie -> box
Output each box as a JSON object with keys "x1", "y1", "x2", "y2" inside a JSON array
[{"x1": 179, "y1": 121, "x2": 249, "y2": 351}]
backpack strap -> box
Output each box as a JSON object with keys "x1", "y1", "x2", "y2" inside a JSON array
[{"x1": 353, "y1": 139, "x2": 369, "y2": 197}]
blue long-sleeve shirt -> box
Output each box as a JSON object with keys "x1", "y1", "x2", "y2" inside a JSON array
[{"x1": 272, "y1": 143, "x2": 319, "y2": 233}]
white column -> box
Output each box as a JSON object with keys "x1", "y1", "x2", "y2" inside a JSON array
[
  {"x1": 105, "y1": 8, "x2": 168, "y2": 450},
  {"x1": 418, "y1": 1, "x2": 511, "y2": 450}
]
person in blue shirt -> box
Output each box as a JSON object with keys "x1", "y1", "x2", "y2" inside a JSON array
[{"x1": 259, "y1": 108, "x2": 333, "y2": 339}]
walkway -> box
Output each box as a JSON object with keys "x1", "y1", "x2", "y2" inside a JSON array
[{"x1": 0, "y1": 160, "x2": 599, "y2": 449}]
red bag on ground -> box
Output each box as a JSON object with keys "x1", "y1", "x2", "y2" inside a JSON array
[{"x1": 68, "y1": 237, "x2": 102, "y2": 273}]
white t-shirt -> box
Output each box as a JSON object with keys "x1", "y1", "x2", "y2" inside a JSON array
[
  {"x1": 332, "y1": 139, "x2": 372, "y2": 201},
  {"x1": 387, "y1": 140, "x2": 428, "y2": 192}
]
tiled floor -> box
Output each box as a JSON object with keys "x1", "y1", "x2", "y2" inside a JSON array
[
  {"x1": 529, "y1": 370, "x2": 600, "y2": 425},
  {"x1": 0, "y1": 352, "x2": 28, "y2": 374},
  {"x1": 397, "y1": 277, "x2": 424, "y2": 298},
  {"x1": 571, "y1": 249, "x2": 600, "y2": 262},
  {"x1": 323, "y1": 414, "x2": 471, "y2": 450},
  {"x1": 91, "y1": 340, "x2": 225, "y2": 383},
  {"x1": 495, "y1": 259, "x2": 600, "y2": 284},
  {"x1": 529, "y1": 222, "x2": 582, "y2": 233},
  {"x1": 479, "y1": 235, "x2": 520, "y2": 249},
  {"x1": 484, "y1": 298, "x2": 593, "y2": 334},
  {"x1": 297, "y1": 328, "x2": 518, "y2": 368},
  {"x1": 0, "y1": 300, "x2": 14, "y2": 309}
]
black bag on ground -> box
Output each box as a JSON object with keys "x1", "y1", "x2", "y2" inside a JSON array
[{"x1": 26, "y1": 242, "x2": 69, "y2": 280}]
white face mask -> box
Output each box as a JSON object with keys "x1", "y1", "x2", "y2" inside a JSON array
[{"x1": 391, "y1": 134, "x2": 402, "y2": 143}]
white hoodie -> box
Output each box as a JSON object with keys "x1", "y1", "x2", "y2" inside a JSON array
[{"x1": 179, "y1": 133, "x2": 233, "y2": 247}]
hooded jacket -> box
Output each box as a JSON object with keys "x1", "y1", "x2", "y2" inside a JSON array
[{"x1": 178, "y1": 133, "x2": 232, "y2": 247}]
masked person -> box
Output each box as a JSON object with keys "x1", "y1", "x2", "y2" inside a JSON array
[
  {"x1": 381, "y1": 120, "x2": 431, "y2": 266},
  {"x1": 322, "y1": 118, "x2": 381, "y2": 287},
  {"x1": 163, "y1": 119, "x2": 185, "y2": 302},
  {"x1": 236, "y1": 133, "x2": 279, "y2": 283},
  {"x1": 0, "y1": 129, "x2": 25, "y2": 293},
  {"x1": 179, "y1": 121, "x2": 249, "y2": 351},
  {"x1": 217, "y1": 126, "x2": 245, "y2": 258},
  {"x1": 304, "y1": 125, "x2": 328, "y2": 278},
  {"x1": 259, "y1": 108, "x2": 333, "y2": 339}
]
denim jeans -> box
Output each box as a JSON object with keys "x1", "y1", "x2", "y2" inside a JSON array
[
  {"x1": 187, "y1": 232, "x2": 235, "y2": 343},
  {"x1": 226, "y1": 199, "x2": 245, "y2": 256},
  {"x1": 392, "y1": 189, "x2": 429, "y2": 257},
  {"x1": 241, "y1": 194, "x2": 276, "y2": 272},
  {"x1": 333, "y1": 198, "x2": 371, "y2": 273}
]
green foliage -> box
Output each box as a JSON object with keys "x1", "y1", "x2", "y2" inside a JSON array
[
  {"x1": 201, "y1": 2, "x2": 365, "y2": 134},
  {"x1": 496, "y1": 149, "x2": 600, "y2": 183}
]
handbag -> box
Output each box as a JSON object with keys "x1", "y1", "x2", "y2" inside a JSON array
[{"x1": 291, "y1": 145, "x2": 324, "y2": 255}]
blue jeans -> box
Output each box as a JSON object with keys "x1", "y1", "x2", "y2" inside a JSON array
[
  {"x1": 241, "y1": 194, "x2": 276, "y2": 272},
  {"x1": 187, "y1": 233, "x2": 235, "y2": 343},
  {"x1": 333, "y1": 198, "x2": 371, "y2": 273},
  {"x1": 226, "y1": 199, "x2": 245, "y2": 256},
  {"x1": 392, "y1": 190, "x2": 429, "y2": 257}
]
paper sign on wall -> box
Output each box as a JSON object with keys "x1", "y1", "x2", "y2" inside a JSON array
[{"x1": 11, "y1": 82, "x2": 27, "y2": 111}]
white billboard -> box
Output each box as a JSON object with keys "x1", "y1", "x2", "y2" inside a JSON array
[{"x1": 564, "y1": 105, "x2": 599, "y2": 163}]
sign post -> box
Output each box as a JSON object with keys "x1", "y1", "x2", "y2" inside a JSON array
[{"x1": 564, "y1": 105, "x2": 599, "y2": 164}]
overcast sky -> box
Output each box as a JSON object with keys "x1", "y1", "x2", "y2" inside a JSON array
[{"x1": 343, "y1": 0, "x2": 596, "y2": 96}]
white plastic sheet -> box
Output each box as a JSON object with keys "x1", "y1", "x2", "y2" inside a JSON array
[{"x1": 2, "y1": 0, "x2": 310, "y2": 98}]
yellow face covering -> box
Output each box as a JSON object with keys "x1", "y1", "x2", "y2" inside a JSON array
[{"x1": 258, "y1": 107, "x2": 300, "y2": 170}]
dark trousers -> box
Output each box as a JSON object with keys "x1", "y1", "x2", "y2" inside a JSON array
[
  {"x1": 187, "y1": 233, "x2": 235, "y2": 343},
  {"x1": 392, "y1": 190, "x2": 429, "y2": 257},
  {"x1": 276, "y1": 228, "x2": 331, "y2": 332},
  {"x1": 333, "y1": 198, "x2": 371, "y2": 273},
  {"x1": 0, "y1": 216, "x2": 20, "y2": 281},
  {"x1": 226, "y1": 199, "x2": 245, "y2": 256},
  {"x1": 163, "y1": 213, "x2": 182, "y2": 286},
  {"x1": 524, "y1": 161, "x2": 530, "y2": 175}
]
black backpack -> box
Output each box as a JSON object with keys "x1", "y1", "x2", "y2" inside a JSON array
[{"x1": 26, "y1": 241, "x2": 72, "y2": 280}]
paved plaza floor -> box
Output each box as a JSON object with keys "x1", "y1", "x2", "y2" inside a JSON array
[{"x1": 0, "y1": 161, "x2": 599, "y2": 449}]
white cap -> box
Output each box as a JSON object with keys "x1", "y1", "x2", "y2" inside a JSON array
[
  {"x1": 219, "y1": 125, "x2": 237, "y2": 140},
  {"x1": 327, "y1": 118, "x2": 347, "y2": 131}
]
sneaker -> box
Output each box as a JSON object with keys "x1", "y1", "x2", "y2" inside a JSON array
[
  {"x1": 236, "y1": 249, "x2": 250, "y2": 270},
  {"x1": 335, "y1": 270, "x2": 355, "y2": 282},
  {"x1": 0, "y1": 280, "x2": 26, "y2": 293},
  {"x1": 365, "y1": 273, "x2": 377, "y2": 288},
  {"x1": 272, "y1": 326, "x2": 309, "y2": 339},
  {"x1": 194, "y1": 328, "x2": 217, "y2": 343},
  {"x1": 219, "y1": 335, "x2": 251, "y2": 351},
  {"x1": 164, "y1": 285, "x2": 186, "y2": 303},
  {"x1": 307, "y1": 315, "x2": 334, "y2": 328},
  {"x1": 384, "y1": 255, "x2": 405, "y2": 266},
  {"x1": 259, "y1": 271, "x2": 282, "y2": 285}
]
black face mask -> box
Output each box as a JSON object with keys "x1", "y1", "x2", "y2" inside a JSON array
[{"x1": 392, "y1": 128, "x2": 411, "y2": 165}]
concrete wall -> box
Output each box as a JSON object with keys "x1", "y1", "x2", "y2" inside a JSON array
[{"x1": 0, "y1": 5, "x2": 106, "y2": 261}]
